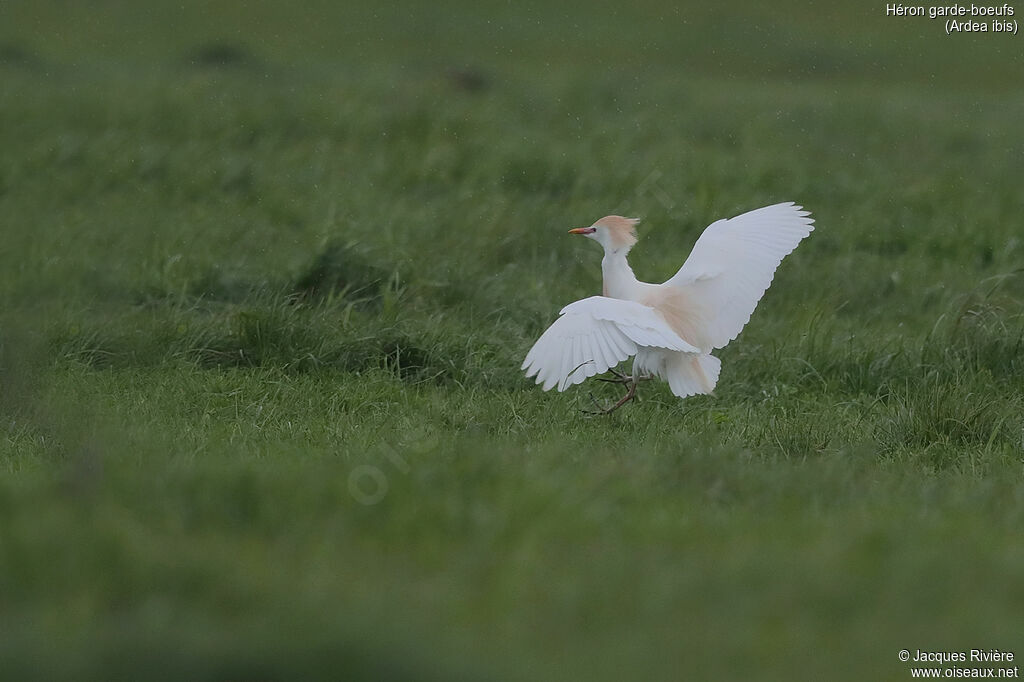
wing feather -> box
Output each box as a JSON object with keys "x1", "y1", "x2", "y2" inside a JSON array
[
  {"x1": 663, "y1": 202, "x2": 814, "y2": 351},
  {"x1": 591, "y1": 331, "x2": 614, "y2": 373},
  {"x1": 578, "y1": 335, "x2": 596, "y2": 379},
  {"x1": 523, "y1": 295, "x2": 699, "y2": 392},
  {"x1": 607, "y1": 326, "x2": 634, "y2": 359}
]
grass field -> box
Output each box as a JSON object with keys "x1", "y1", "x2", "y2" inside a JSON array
[{"x1": 2, "y1": 1, "x2": 1024, "y2": 679}]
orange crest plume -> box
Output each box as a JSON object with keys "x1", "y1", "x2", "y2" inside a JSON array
[{"x1": 593, "y1": 216, "x2": 640, "y2": 250}]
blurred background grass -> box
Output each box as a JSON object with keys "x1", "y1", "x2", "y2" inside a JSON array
[{"x1": 2, "y1": 1, "x2": 1024, "y2": 680}]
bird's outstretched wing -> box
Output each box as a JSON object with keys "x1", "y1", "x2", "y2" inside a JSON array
[
  {"x1": 663, "y1": 202, "x2": 814, "y2": 351},
  {"x1": 522, "y1": 296, "x2": 699, "y2": 392}
]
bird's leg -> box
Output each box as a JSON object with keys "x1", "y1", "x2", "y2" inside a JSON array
[
  {"x1": 596, "y1": 367, "x2": 632, "y2": 385},
  {"x1": 584, "y1": 391, "x2": 605, "y2": 415},
  {"x1": 604, "y1": 376, "x2": 640, "y2": 414},
  {"x1": 598, "y1": 366, "x2": 626, "y2": 382},
  {"x1": 583, "y1": 376, "x2": 640, "y2": 416},
  {"x1": 596, "y1": 368, "x2": 653, "y2": 386}
]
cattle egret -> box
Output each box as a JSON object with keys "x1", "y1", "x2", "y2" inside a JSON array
[{"x1": 522, "y1": 202, "x2": 814, "y2": 414}]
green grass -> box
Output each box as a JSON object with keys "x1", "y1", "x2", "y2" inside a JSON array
[{"x1": 2, "y1": 1, "x2": 1024, "y2": 680}]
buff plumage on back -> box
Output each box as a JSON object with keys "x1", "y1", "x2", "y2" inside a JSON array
[{"x1": 594, "y1": 216, "x2": 639, "y2": 251}]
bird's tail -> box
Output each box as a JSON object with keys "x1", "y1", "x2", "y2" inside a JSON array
[{"x1": 663, "y1": 353, "x2": 721, "y2": 399}]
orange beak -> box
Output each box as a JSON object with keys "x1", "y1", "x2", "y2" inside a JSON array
[{"x1": 568, "y1": 227, "x2": 596, "y2": 235}]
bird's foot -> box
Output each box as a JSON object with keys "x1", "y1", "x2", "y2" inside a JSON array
[{"x1": 582, "y1": 380, "x2": 640, "y2": 416}]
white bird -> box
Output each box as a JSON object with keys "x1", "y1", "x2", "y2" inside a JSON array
[{"x1": 522, "y1": 202, "x2": 814, "y2": 413}]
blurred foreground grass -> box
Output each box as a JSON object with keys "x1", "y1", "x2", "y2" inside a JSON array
[{"x1": 2, "y1": 1, "x2": 1023, "y2": 680}]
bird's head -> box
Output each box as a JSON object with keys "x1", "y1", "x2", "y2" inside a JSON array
[{"x1": 569, "y1": 216, "x2": 640, "y2": 255}]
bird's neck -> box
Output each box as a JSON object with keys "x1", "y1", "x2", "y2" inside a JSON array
[{"x1": 601, "y1": 249, "x2": 639, "y2": 299}]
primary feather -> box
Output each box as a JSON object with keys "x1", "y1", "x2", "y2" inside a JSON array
[{"x1": 523, "y1": 202, "x2": 814, "y2": 404}]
